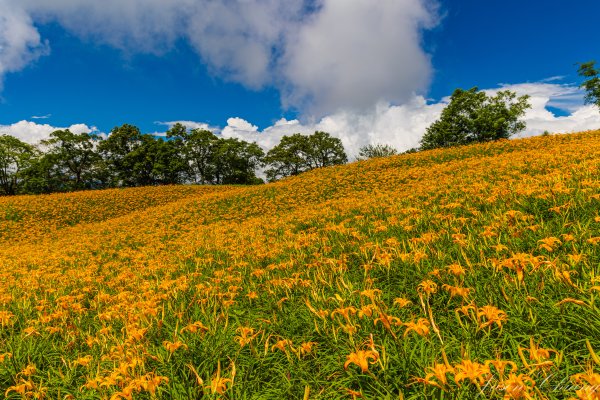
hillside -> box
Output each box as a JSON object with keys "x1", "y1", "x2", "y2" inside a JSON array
[{"x1": 1, "y1": 131, "x2": 600, "y2": 399}]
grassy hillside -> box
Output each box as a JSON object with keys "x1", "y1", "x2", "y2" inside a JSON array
[{"x1": 1, "y1": 131, "x2": 600, "y2": 399}]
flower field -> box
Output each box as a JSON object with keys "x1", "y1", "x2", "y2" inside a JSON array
[{"x1": 2, "y1": 131, "x2": 600, "y2": 399}]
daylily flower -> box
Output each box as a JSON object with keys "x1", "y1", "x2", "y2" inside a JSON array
[{"x1": 344, "y1": 350, "x2": 379, "y2": 373}]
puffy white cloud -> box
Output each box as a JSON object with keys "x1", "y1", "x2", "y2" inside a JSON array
[
  {"x1": 281, "y1": 0, "x2": 437, "y2": 115},
  {"x1": 215, "y1": 81, "x2": 600, "y2": 157},
  {"x1": 1, "y1": 0, "x2": 438, "y2": 114},
  {"x1": 487, "y1": 82, "x2": 600, "y2": 137},
  {"x1": 220, "y1": 97, "x2": 443, "y2": 158},
  {"x1": 0, "y1": 120, "x2": 96, "y2": 143},
  {"x1": 3, "y1": 82, "x2": 599, "y2": 156},
  {"x1": 0, "y1": 0, "x2": 49, "y2": 89}
]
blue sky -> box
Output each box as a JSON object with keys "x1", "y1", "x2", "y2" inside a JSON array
[
  {"x1": 1, "y1": 0, "x2": 599, "y2": 154},
  {"x1": 1, "y1": 23, "x2": 291, "y2": 132},
  {"x1": 426, "y1": 0, "x2": 600, "y2": 101}
]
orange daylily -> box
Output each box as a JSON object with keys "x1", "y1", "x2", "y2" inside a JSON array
[{"x1": 344, "y1": 350, "x2": 379, "y2": 373}]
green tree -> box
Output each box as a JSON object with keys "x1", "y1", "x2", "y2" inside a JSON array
[
  {"x1": 578, "y1": 61, "x2": 600, "y2": 111},
  {"x1": 356, "y1": 143, "x2": 398, "y2": 160},
  {"x1": 264, "y1": 131, "x2": 347, "y2": 182},
  {"x1": 167, "y1": 123, "x2": 218, "y2": 184},
  {"x1": 305, "y1": 131, "x2": 348, "y2": 169},
  {"x1": 20, "y1": 153, "x2": 65, "y2": 194},
  {"x1": 148, "y1": 137, "x2": 187, "y2": 185},
  {"x1": 98, "y1": 124, "x2": 145, "y2": 187},
  {"x1": 420, "y1": 87, "x2": 531, "y2": 150},
  {"x1": 263, "y1": 134, "x2": 309, "y2": 181},
  {"x1": 0, "y1": 135, "x2": 37, "y2": 195},
  {"x1": 41, "y1": 130, "x2": 103, "y2": 191},
  {"x1": 212, "y1": 138, "x2": 264, "y2": 185},
  {"x1": 97, "y1": 124, "x2": 184, "y2": 187}
]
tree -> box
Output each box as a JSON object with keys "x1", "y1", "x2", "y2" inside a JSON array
[
  {"x1": 96, "y1": 124, "x2": 182, "y2": 187},
  {"x1": 420, "y1": 87, "x2": 531, "y2": 150},
  {"x1": 263, "y1": 134, "x2": 310, "y2": 181},
  {"x1": 578, "y1": 61, "x2": 600, "y2": 111},
  {"x1": 264, "y1": 131, "x2": 347, "y2": 182},
  {"x1": 98, "y1": 124, "x2": 144, "y2": 187},
  {"x1": 212, "y1": 138, "x2": 264, "y2": 185},
  {"x1": 20, "y1": 153, "x2": 65, "y2": 194},
  {"x1": 167, "y1": 123, "x2": 218, "y2": 184},
  {"x1": 0, "y1": 135, "x2": 37, "y2": 195},
  {"x1": 305, "y1": 131, "x2": 348, "y2": 169},
  {"x1": 41, "y1": 130, "x2": 103, "y2": 191},
  {"x1": 356, "y1": 143, "x2": 398, "y2": 160},
  {"x1": 151, "y1": 138, "x2": 188, "y2": 185}
]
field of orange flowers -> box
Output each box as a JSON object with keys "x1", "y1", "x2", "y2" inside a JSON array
[{"x1": 2, "y1": 131, "x2": 600, "y2": 399}]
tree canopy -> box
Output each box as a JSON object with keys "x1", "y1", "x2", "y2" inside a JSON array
[
  {"x1": 41, "y1": 130, "x2": 102, "y2": 191},
  {"x1": 264, "y1": 131, "x2": 347, "y2": 182},
  {"x1": 0, "y1": 135, "x2": 36, "y2": 195},
  {"x1": 578, "y1": 61, "x2": 600, "y2": 111},
  {"x1": 356, "y1": 144, "x2": 398, "y2": 160},
  {"x1": 420, "y1": 87, "x2": 531, "y2": 150}
]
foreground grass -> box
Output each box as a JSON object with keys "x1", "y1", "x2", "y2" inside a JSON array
[{"x1": 1, "y1": 131, "x2": 600, "y2": 399}]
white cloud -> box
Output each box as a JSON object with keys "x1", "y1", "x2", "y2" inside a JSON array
[
  {"x1": 0, "y1": 120, "x2": 96, "y2": 143},
  {"x1": 220, "y1": 97, "x2": 443, "y2": 157},
  {"x1": 156, "y1": 120, "x2": 217, "y2": 132},
  {"x1": 214, "y1": 82, "x2": 600, "y2": 157},
  {"x1": 3, "y1": 82, "x2": 599, "y2": 156},
  {"x1": 0, "y1": 0, "x2": 49, "y2": 89},
  {"x1": 281, "y1": 0, "x2": 437, "y2": 115},
  {"x1": 1, "y1": 0, "x2": 438, "y2": 115},
  {"x1": 486, "y1": 82, "x2": 600, "y2": 137}
]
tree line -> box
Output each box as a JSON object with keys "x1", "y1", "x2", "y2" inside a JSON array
[
  {"x1": 0, "y1": 124, "x2": 349, "y2": 195},
  {"x1": 2, "y1": 60, "x2": 599, "y2": 196}
]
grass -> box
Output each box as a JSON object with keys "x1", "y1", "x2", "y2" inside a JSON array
[{"x1": 1, "y1": 131, "x2": 600, "y2": 399}]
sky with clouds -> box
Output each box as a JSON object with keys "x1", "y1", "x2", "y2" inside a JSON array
[{"x1": 1, "y1": 0, "x2": 600, "y2": 157}]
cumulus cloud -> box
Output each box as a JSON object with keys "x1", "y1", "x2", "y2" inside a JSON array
[
  {"x1": 281, "y1": 0, "x2": 437, "y2": 115},
  {"x1": 1, "y1": 0, "x2": 438, "y2": 115},
  {"x1": 0, "y1": 120, "x2": 97, "y2": 143},
  {"x1": 0, "y1": 0, "x2": 49, "y2": 89},
  {"x1": 221, "y1": 97, "x2": 443, "y2": 157},
  {"x1": 215, "y1": 81, "x2": 600, "y2": 158},
  {"x1": 487, "y1": 82, "x2": 600, "y2": 137},
  {"x1": 3, "y1": 82, "x2": 599, "y2": 155}
]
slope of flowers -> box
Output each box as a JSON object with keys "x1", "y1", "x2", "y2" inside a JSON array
[
  {"x1": 0, "y1": 185, "x2": 232, "y2": 244},
  {"x1": 1, "y1": 131, "x2": 600, "y2": 399}
]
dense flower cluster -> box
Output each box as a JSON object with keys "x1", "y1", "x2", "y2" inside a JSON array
[{"x1": 1, "y1": 131, "x2": 600, "y2": 398}]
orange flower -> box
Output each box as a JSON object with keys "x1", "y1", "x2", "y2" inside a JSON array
[
  {"x1": 73, "y1": 355, "x2": 93, "y2": 367},
  {"x1": 297, "y1": 341, "x2": 317, "y2": 357},
  {"x1": 477, "y1": 305, "x2": 507, "y2": 330},
  {"x1": 420, "y1": 363, "x2": 455, "y2": 390},
  {"x1": 538, "y1": 236, "x2": 561, "y2": 251},
  {"x1": 271, "y1": 339, "x2": 293, "y2": 353},
  {"x1": 447, "y1": 263, "x2": 466, "y2": 276},
  {"x1": 403, "y1": 318, "x2": 430, "y2": 337},
  {"x1": 393, "y1": 297, "x2": 412, "y2": 308},
  {"x1": 500, "y1": 373, "x2": 535, "y2": 399},
  {"x1": 442, "y1": 284, "x2": 473, "y2": 299},
  {"x1": 344, "y1": 350, "x2": 379, "y2": 373},
  {"x1": 331, "y1": 306, "x2": 358, "y2": 322},
  {"x1": 453, "y1": 359, "x2": 490, "y2": 386},
  {"x1": 235, "y1": 326, "x2": 258, "y2": 348},
  {"x1": 181, "y1": 321, "x2": 209, "y2": 334},
  {"x1": 163, "y1": 340, "x2": 188, "y2": 353},
  {"x1": 417, "y1": 280, "x2": 438, "y2": 295}
]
